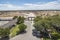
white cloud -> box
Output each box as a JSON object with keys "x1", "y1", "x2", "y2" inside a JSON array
[
  {"x1": 0, "y1": 4, "x2": 24, "y2": 10},
  {"x1": 0, "y1": 0, "x2": 60, "y2": 10},
  {"x1": 23, "y1": 1, "x2": 60, "y2": 10}
]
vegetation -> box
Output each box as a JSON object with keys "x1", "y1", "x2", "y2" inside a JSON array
[
  {"x1": 34, "y1": 16, "x2": 42, "y2": 22},
  {"x1": 18, "y1": 23, "x2": 27, "y2": 32},
  {"x1": 10, "y1": 25, "x2": 19, "y2": 37},
  {"x1": 10, "y1": 24, "x2": 27, "y2": 37},
  {"x1": 0, "y1": 28, "x2": 10, "y2": 38},
  {"x1": 33, "y1": 15, "x2": 60, "y2": 40},
  {"x1": 13, "y1": 16, "x2": 18, "y2": 19},
  {"x1": 10, "y1": 16, "x2": 27, "y2": 37},
  {"x1": 0, "y1": 16, "x2": 27, "y2": 38},
  {"x1": 17, "y1": 16, "x2": 25, "y2": 24}
]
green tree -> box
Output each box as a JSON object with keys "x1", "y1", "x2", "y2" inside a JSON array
[
  {"x1": 34, "y1": 19, "x2": 51, "y2": 31},
  {"x1": 17, "y1": 16, "x2": 25, "y2": 24},
  {"x1": 18, "y1": 23, "x2": 27, "y2": 32},
  {"x1": 0, "y1": 28, "x2": 10, "y2": 38},
  {"x1": 34, "y1": 16, "x2": 42, "y2": 22},
  {"x1": 33, "y1": 15, "x2": 60, "y2": 39},
  {"x1": 13, "y1": 16, "x2": 18, "y2": 19}
]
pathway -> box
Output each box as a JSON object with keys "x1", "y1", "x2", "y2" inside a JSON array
[{"x1": 10, "y1": 21, "x2": 40, "y2": 40}]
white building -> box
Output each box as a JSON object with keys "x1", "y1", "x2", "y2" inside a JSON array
[{"x1": 24, "y1": 12, "x2": 36, "y2": 21}]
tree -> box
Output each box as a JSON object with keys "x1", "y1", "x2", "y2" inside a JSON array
[
  {"x1": 18, "y1": 23, "x2": 27, "y2": 32},
  {"x1": 33, "y1": 15, "x2": 60, "y2": 39},
  {"x1": 13, "y1": 16, "x2": 18, "y2": 19},
  {"x1": 0, "y1": 28, "x2": 10, "y2": 38},
  {"x1": 34, "y1": 16, "x2": 42, "y2": 22},
  {"x1": 17, "y1": 16, "x2": 25, "y2": 24},
  {"x1": 33, "y1": 19, "x2": 50, "y2": 32}
]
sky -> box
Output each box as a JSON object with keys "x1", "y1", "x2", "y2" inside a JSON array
[{"x1": 0, "y1": 0, "x2": 60, "y2": 10}]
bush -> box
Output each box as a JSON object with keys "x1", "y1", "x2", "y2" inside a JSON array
[
  {"x1": 51, "y1": 31, "x2": 60, "y2": 40},
  {"x1": 18, "y1": 23, "x2": 27, "y2": 32},
  {"x1": 0, "y1": 28, "x2": 10, "y2": 38},
  {"x1": 34, "y1": 16, "x2": 42, "y2": 22},
  {"x1": 10, "y1": 25, "x2": 19, "y2": 37},
  {"x1": 13, "y1": 16, "x2": 18, "y2": 19},
  {"x1": 33, "y1": 15, "x2": 60, "y2": 39},
  {"x1": 10, "y1": 24, "x2": 27, "y2": 38},
  {"x1": 33, "y1": 19, "x2": 51, "y2": 31},
  {"x1": 17, "y1": 16, "x2": 25, "y2": 24}
]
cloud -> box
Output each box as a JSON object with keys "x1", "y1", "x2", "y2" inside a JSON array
[
  {"x1": 0, "y1": 0, "x2": 60, "y2": 10},
  {"x1": 0, "y1": 4, "x2": 24, "y2": 10},
  {"x1": 23, "y1": 1, "x2": 60, "y2": 10}
]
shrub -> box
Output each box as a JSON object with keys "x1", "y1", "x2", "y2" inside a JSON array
[
  {"x1": 33, "y1": 15, "x2": 60, "y2": 39},
  {"x1": 0, "y1": 28, "x2": 10, "y2": 38},
  {"x1": 10, "y1": 25, "x2": 19, "y2": 37},
  {"x1": 34, "y1": 16, "x2": 42, "y2": 22},
  {"x1": 17, "y1": 16, "x2": 25, "y2": 24},
  {"x1": 13, "y1": 16, "x2": 18, "y2": 19},
  {"x1": 18, "y1": 23, "x2": 27, "y2": 32},
  {"x1": 10, "y1": 24, "x2": 27, "y2": 38}
]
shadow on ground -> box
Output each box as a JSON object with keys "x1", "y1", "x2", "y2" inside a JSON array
[
  {"x1": 20, "y1": 31, "x2": 27, "y2": 34},
  {"x1": 0, "y1": 37, "x2": 9, "y2": 40},
  {"x1": 17, "y1": 30, "x2": 27, "y2": 35}
]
